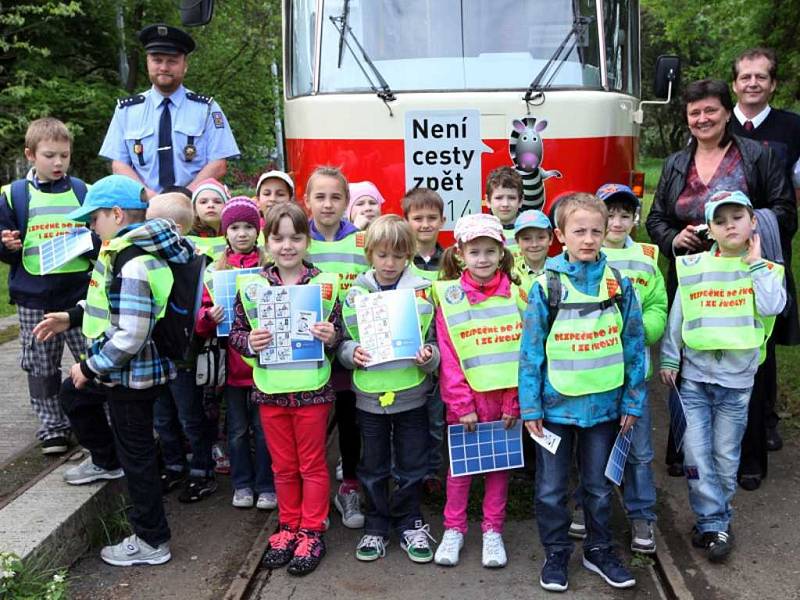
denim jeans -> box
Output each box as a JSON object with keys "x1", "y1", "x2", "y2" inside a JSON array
[
  {"x1": 60, "y1": 378, "x2": 170, "y2": 547},
  {"x1": 357, "y1": 405, "x2": 429, "y2": 537},
  {"x1": 681, "y1": 379, "x2": 751, "y2": 533},
  {"x1": 536, "y1": 420, "x2": 616, "y2": 553},
  {"x1": 426, "y1": 384, "x2": 445, "y2": 476},
  {"x1": 622, "y1": 398, "x2": 656, "y2": 522},
  {"x1": 153, "y1": 369, "x2": 214, "y2": 477},
  {"x1": 226, "y1": 386, "x2": 274, "y2": 494}
]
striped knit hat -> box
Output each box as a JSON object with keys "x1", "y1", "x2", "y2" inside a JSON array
[
  {"x1": 221, "y1": 196, "x2": 261, "y2": 233},
  {"x1": 191, "y1": 178, "x2": 229, "y2": 204}
]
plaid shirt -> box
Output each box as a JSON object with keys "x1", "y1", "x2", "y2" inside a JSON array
[{"x1": 83, "y1": 219, "x2": 193, "y2": 389}]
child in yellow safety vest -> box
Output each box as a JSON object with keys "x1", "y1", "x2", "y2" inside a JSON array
[
  {"x1": 187, "y1": 178, "x2": 228, "y2": 259},
  {"x1": 512, "y1": 209, "x2": 553, "y2": 293},
  {"x1": 0, "y1": 118, "x2": 96, "y2": 455},
  {"x1": 228, "y1": 202, "x2": 342, "y2": 577},
  {"x1": 337, "y1": 215, "x2": 440, "y2": 564},
  {"x1": 486, "y1": 166, "x2": 525, "y2": 264},
  {"x1": 305, "y1": 166, "x2": 368, "y2": 530},
  {"x1": 563, "y1": 183, "x2": 667, "y2": 555},
  {"x1": 519, "y1": 192, "x2": 646, "y2": 592},
  {"x1": 659, "y1": 190, "x2": 785, "y2": 564},
  {"x1": 433, "y1": 213, "x2": 525, "y2": 570}
]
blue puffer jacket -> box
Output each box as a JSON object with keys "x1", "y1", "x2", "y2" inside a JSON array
[{"x1": 518, "y1": 251, "x2": 646, "y2": 427}]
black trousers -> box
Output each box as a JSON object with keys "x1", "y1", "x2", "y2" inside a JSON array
[
  {"x1": 335, "y1": 389, "x2": 361, "y2": 481},
  {"x1": 61, "y1": 378, "x2": 170, "y2": 547},
  {"x1": 739, "y1": 339, "x2": 777, "y2": 478}
]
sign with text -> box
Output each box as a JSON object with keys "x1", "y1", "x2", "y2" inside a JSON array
[{"x1": 404, "y1": 109, "x2": 492, "y2": 229}]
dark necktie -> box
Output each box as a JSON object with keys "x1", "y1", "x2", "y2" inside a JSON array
[
  {"x1": 744, "y1": 120, "x2": 754, "y2": 132},
  {"x1": 158, "y1": 97, "x2": 175, "y2": 190}
]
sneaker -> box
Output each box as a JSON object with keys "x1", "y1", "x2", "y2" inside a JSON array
[
  {"x1": 256, "y1": 492, "x2": 278, "y2": 510},
  {"x1": 41, "y1": 436, "x2": 69, "y2": 455},
  {"x1": 355, "y1": 534, "x2": 389, "y2": 562},
  {"x1": 160, "y1": 469, "x2": 186, "y2": 494},
  {"x1": 582, "y1": 547, "x2": 635, "y2": 589},
  {"x1": 738, "y1": 474, "x2": 762, "y2": 491},
  {"x1": 690, "y1": 526, "x2": 709, "y2": 549},
  {"x1": 568, "y1": 507, "x2": 587, "y2": 540},
  {"x1": 287, "y1": 529, "x2": 326, "y2": 576},
  {"x1": 232, "y1": 488, "x2": 254, "y2": 508},
  {"x1": 212, "y1": 443, "x2": 230, "y2": 475},
  {"x1": 706, "y1": 530, "x2": 734, "y2": 563},
  {"x1": 481, "y1": 530, "x2": 507, "y2": 568},
  {"x1": 400, "y1": 522, "x2": 435, "y2": 563},
  {"x1": 630, "y1": 520, "x2": 656, "y2": 554},
  {"x1": 434, "y1": 528, "x2": 464, "y2": 566},
  {"x1": 335, "y1": 457, "x2": 344, "y2": 482},
  {"x1": 334, "y1": 489, "x2": 365, "y2": 529},
  {"x1": 63, "y1": 457, "x2": 124, "y2": 485},
  {"x1": 178, "y1": 475, "x2": 217, "y2": 503},
  {"x1": 100, "y1": 534, "x2": 171, "y2": 567},
  {"x1": 262, "y1": 525, "x2": 298, "y2": 568},
  {"x1": 540, "y1": 549, "x2": 571, "y2": 592}
]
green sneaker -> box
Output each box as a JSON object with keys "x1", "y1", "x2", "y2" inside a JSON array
[
  {"x1": 355, "y1": 534, "x2": 388, "y2": 562},
  {"x1": 400, "y1": 521, "x2": 435, "y2": 563}
]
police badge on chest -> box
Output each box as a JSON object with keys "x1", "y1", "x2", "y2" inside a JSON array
[{"x1": 183, "y1": 143, "x2": 197, "y2": 161}]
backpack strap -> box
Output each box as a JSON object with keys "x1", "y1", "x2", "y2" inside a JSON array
[
  {"x1": 545, "y1": 269, "x2": 561, "y2": 331},
  {"x1": 9, "y1": 179, "x2": 30, "y2": 234},
  {"x1": 70, "y1": 177, "x2": 88, "y2": 202},
  {"x1": 111, "y1": 245, "x2": 149, "y2": 277}
]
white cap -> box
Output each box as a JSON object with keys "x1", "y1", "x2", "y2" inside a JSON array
[{"x1": 256, "y1": 170, "x2": 295, "y2": 194}]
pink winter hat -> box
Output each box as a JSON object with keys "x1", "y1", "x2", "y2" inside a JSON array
[
  {"x1": 347, "y1": 181, "x2": 385, "y2": 221},
  {"x1": 221, "y1": 196, "x2": 261, "y2": 233},
  {"x1": 191, "y1": 178, "x2": 229, "y2": 204}
]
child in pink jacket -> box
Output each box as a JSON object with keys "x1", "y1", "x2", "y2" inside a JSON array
[
  {"x1": 195, "y1": 198, "x2": 276, "y2": 509},
  {"x1": 432, "y1": 214, "x2": 523, "y2": 569}
]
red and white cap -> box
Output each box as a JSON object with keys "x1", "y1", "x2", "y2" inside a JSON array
[{"x1": 453, "y1": 213, "x2": 505, "y2": 245}]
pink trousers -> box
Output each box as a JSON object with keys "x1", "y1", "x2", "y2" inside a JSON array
[{"x1": 442, "y1": 469, "x2": 510, "y2": 534}]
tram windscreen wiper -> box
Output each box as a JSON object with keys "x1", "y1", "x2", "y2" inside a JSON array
[
  {"x1": 524, "y1": 15, "x2": 593, "y2": 102},
  {"x1": 329, "y1": 12, "x2": 396, "y2": 110}
]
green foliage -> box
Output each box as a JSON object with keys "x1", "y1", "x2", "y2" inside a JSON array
[
  {"x1": 0, "y1": 551, "x2": 69, "y2": 600},
  {"x1": 640, "y1": 0, "x2": 800, "y2": 156}
]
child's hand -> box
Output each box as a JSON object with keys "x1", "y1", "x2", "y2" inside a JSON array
[
  {"x1": 659, "y1": 368, "x2": 678, "y2": 387},
  {"x1": 70, "y1": 363, "x2": 90, "y2": 389},
  {"x1": 249, "y1": 328, "x2": 273, "y2": 352},
  {"x1": 501, "y1": 413, "x2": 517, "y2": 430},
  {"x1": 32, "y1": 312, "x2": 70, "y2": 342},
  {"x1": 310, "y1": 321, "x2": 335, "y2": 345},
  {"x1": 620, "y1": 414, "x2": 638, "y2": 435},
  {"x1": 743, "y1": 232, "x2": 762, "y2": 265},
  {"x1": 208, "y1": 304, "x2": 225, "y2": 324},
  {"x1": 459, "y1": 412, "x2": 478, "y2": 432},
  {"x1": 353, "y1": 345, "x2": 371, "y2": 367},
  {"x1": 1, "y1": 229, "x2": 22, "y2": 252},
  {"x1": 525, "y1": 419, "x2": 544, "y2": 438},
  {"x1": 415, "y1": 344, "x2": 433, "y2": 365}
]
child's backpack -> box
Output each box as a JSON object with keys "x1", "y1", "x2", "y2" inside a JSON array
[
  {"x1": 112, "y1": 245, "x2": 208, "y2": 361},
  {"x1": 544, "y1": 266, "x2": 625, "y2": 329}
]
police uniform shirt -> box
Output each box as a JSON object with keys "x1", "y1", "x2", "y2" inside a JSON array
[{"x1": 99, "y1": 84, "x2": 240, "y2": 192}]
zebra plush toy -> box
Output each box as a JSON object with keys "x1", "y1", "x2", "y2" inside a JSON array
[{"x1": 509, "y1": 117, "x2": 562, "y2": 211}]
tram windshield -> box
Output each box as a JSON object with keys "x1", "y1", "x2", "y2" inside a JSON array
[{"x1": 287, "y1": 0, "x2": 639, "y2": 97}]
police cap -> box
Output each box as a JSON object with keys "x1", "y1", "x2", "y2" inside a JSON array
[{"x1": 138, "y1": 24, "x2": 196, "y2": 55}]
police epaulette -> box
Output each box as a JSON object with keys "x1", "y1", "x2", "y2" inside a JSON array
[
  {"x1": 117, "y1": 94, "x2": 146, "y2": 108},
  {"x1": 186, "y1": 91, "x2": 213, "y2": 104}
]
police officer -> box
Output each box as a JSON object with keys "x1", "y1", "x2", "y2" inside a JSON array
[{"x1": 99, "y1": 24, "x2": 240, "y2": 197}]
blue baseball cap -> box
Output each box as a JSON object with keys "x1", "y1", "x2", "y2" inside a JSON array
[
  {"x1": 704, "y1": 190, "x2": 753, "y2": 223},
  {"x1": 596, "y1": 183, "x2": 640, "y2": 209},
  {"x1": 514, "y1": 210, "x2": 552, "y2": 237},
  {"x1": 67, "y1": 175, "x2": 148, "y2": 222}
]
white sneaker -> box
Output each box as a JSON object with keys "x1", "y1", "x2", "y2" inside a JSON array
[
  {"x1": 256, "y1": 492, "x2": 278, "y2": 510},
  {"x1": 232, "y1": 488, "x2": 254, "y2": 508},
  {"x1": 482, "y1": 530, "x2": 507, "y2": 568},
  {"x1": 434, "y1": 528, "x2": 464, "y2": 566},
  {"x1": 63, "y1": 457, "x2": 124, "y2": 485},
  {"x1": 100, "y1": 534, "x2": 171, "y2": 567},
  {"x1": 334, "y1": 489, "x2": 365, "y2": 529}
]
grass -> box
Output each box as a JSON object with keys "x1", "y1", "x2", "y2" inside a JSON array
[
  {"x1": 637, "y1": 156, "x2": 800, "y2": 429},
  {"x1": 89, "y1": 496, "x2": 134, "y2": 549},
  {"x1": 0, "y1": 263, "x2": 14, "y2": 318}
]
